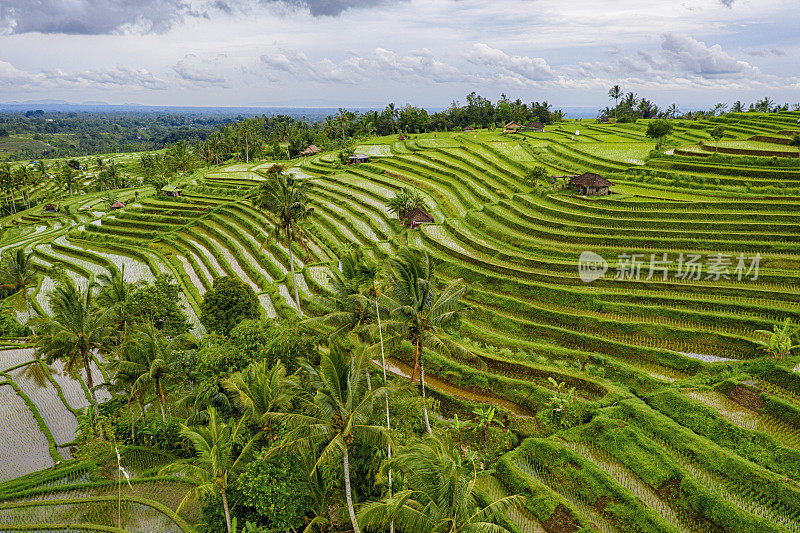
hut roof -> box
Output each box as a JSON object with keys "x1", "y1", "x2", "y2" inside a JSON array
[
  {"x1": 111, "y1": 201, "x2": 126, "y2": 208},
  {"x1": 161, "y1": 185, "x2": 182, "y2": 192},
  {"x1": 301, "y1": 144, "x2": 321, "y2": 155},
  {"x1": 525, "y1": 121, "x2": 543, "y2": 130},
  {"x1": 568, "y1": 173, "x2": 613, "y2": 188},
  {"x1": 462, "y1": 126, "x2": 474, "y2": 131},
  {"x1": 349, "y1": 154, "x2": 369, "y2": 160},
  {"x1": 405, "y1": 207, "x2": 434, "y2": 225},
  {"x1": 504, "y1": 121, "x2": 522, "y2": 129},
  {"x1": 44, "y1": 203, "x2": 57, "y2": 211},
  {"x1": 397, "y1": 135, "x2": 407, "y2": 140}
]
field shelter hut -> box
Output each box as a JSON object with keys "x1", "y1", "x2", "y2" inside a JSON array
[
  {"x1": 524, "y1": 121, "x2": 544, "y2": 132},
  {"x1": 405, "y1": 207, "x2": 434, "y2": 227},
  {"x1": 43, "y1": 203, "x2": 58, "y2": 213},
  {"x1": 462, "y1": 126, "x2": 474, "y2": 132},
  {"x1": 348, "y1": 154, "x2": 370, "y2": 164},
  {"x1": 111, "y1": 201, "x2": 126, "y2": 210},
  {"x1": 161, "y1": 185, "x2": 182, "y2": 197},
  {"x1": 301, "y1": 145, "x2": 320, "y2": 156},
  {"x1": 398, "y1": 135, "x2": 407, "y2": 140},
  {"x1": 569, "y1": 173, "x2": 613, "y2": 196},
  {"x1": 503, "y1": 121, "x2": 522, "y2": 134}
]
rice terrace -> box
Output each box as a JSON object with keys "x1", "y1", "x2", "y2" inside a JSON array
[{"x1": 1, "y1": 0, "x2": 800, "y2": 531}]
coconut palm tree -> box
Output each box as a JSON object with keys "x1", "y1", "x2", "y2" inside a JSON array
[
  {"x1": 253, "y1": 169, "x2": 313, "y2": 318},
  {"x1": 14, "y1": 166, "x2": 30, "y2": 208},
  {"x1": 270, "y1": 344, "x2": 389, "y2": 533},
  {"x1": 30, "y1": 280, "x2": 114, "y2": 418},
  {"x1": 0, "y1": 163, "x2": 13, "y2": 211},
  {"x1": 0, "y1": 248, "x2": 38, "y2": 318},
  {"x1": 756, "y1": 318, "x2": 800, "y2": 359},
  {"x1": 382, "y1": 247, "x2": 470, "y2": 434},
  {"x1": 113, "y1": 320, "x2": 182, "y2": 422},
  {"x1": 159, "y1": 407, "x2": 258, "y2": 533},
  {"x1": 95, "y1": 265, "x2": 142, "y2": 341},
  {"x1": 667, "y1": 104, "x2": 680, "y2": 119},
  {"x1": 221, "y1": 359, "x2": 300, "y2": 441},
  {"x1": 358, "y1": 434, "x2": 523, "y2": 533},
  {"x1": 608, "y1": 85, "x2": 622, "y2": 121}
]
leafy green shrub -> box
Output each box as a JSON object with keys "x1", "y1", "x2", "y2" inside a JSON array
[
  {"x1": 200, "y1": 276, "x2": 261, "y2": 336},
  {"x1": 237, "y1": 449, "x2": 311, "y2": 531}
]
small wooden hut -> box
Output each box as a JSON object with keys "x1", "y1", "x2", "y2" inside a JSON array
[
  {"x1": 524, "y1": 121, "x2": 544, "y2": 132},
  {"x1": 405, "y1": 207, "x2": 434, "y2": 227},
  {"x1": 462, "y1": 126, "x2": 474, "y2": 132},
  {"x1": 301, "y1": 145, "x2": 321, "y2": 156},
  {"x1": 161, "y1": 185, "x2": 182, "y2": 197},
  {"x1": 568, "y1": 173, "x2": 613, "y2": 196},
  {"x1": 43, "y1": 204, "x2": 58, "y2": 213},
  {"x1": 111, "y1": 201, "x2": 126, "y2": 210},
  {"x1": 348, "y1": 154, "x2": 370, "y2": 164},
  {"x1": 503, "y1": 121, "x2": 522, "y2": 134}
]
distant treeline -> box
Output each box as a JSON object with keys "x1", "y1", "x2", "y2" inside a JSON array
[
  {"x1": 194, "y1": 92, "x2": 564, "y2": 162},
  {"x1": 1, "y1": 92, "x2": 563, "y2": 161},
  {"x1": 0, "y1": 111, "x2": 235, "y2": 160}
]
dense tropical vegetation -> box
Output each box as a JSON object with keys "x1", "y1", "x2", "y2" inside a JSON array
[{"x1": 0, "y1": 102, "x2": 799, "y2": 532}]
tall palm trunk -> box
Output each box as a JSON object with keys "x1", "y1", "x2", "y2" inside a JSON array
[
  {"x1": 83, "y1": 350, "x2": 99, "y2": 418},
  {"x1": 128, "y1": 395, "x2": 136, "y2": 444},
  {"x1": 10, "y1": 188, "x2": 16, "y2": 213},
  {"x1": 157, "y1": 379, "x2": 166, "y2": 422},
  {"x1": 421, "y1": 360, "x2": 432, "y2": 435},
  {"x1": 289, "y1": 246, "x2": 303, "y2": 318},
  {"x1": 343, "y1": 446, "x2": 361, "y2": 533},
  {"x1": 376, "y1": 298, "x2": 394, "y2": 533},
  {"x1": 221, "y1": 487, "x2": 232, "y2": 533}
]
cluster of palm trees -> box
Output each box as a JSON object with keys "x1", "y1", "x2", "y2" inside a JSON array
[
  {"x1": 2, "y1": 161, "x2": 515, "y2": 532},
  {"x1": 0, "y1": 156, "x2": 139, "y2": 214}
]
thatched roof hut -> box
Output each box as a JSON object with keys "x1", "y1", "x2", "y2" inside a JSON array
[
  {"x1": 301, "y1": 145, "x2": 321, "y2": 156},
  {"x1": 405, "y1": 207, "x2": 434, "y2": 226},
  {"x1": 503, "y1": 121, "x2": 522, "y2": 133},
  {"x1": 568, "y1": 173, "x2": 613, "y2": 196}
]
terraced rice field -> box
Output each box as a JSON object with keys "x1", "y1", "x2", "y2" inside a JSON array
[{"x1": 2, "y1": 112, "x2": 800, "y2": 531}]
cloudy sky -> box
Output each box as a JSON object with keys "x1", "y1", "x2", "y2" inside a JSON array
[{"x1": 0, "y1": 0, "x2": 797, "y2": 110}]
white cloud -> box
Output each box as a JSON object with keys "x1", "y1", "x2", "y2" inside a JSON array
[
  {"x1": 261, "y1": 47, "x2": 463, "y2": 84},
  {"x1": 173, "y1": 54, "x2": 226, "y2": 86},
  {"x1": 465, "y1": 43, "x2": 556, "y2": 85},
  {"x1": 0, "y1": 60, "x2": 167, "y2": 90},
  {"x1": 659, "y1": 33, "x2": 758, "y2": 77}
]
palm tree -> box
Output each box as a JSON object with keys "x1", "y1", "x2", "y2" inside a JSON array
[
  {"x1": 313, "y1": 247, "x2": 395, "y2": 520},
  {"x1": 253, "y1": 170, "x2": 314, "y2": 318},
  {"x1": 221, "y1": 360, "x2": 299, "y2": 441},
  {"x1": 160, "y1": 407, "x2": 258, "y2": 533},
  {"x1": 30, "y1": 280, "x2": 114, "y2": 417},
  {"x1": 314, "y1": 247, "x2": 376, "y2": 341},
  {"x1": 382, "y1": 248, "x2": 470, "y2": 434},
  {"x1": 358, "y1": 434, "x2": 523, "y2": 533},
  {"x1": 271, "y1": 344, "x2": 389, "y2": 533},
  {"x1": 756, "y1": 318, "x2": 800, "y2": 359},
  {"x1": 14, "y1": 166, "x2": 30, "y2": 209},
  {"x1": 113, "y1": 321, "x2": 182, "y2": 422},
  {"x1": 95, "y1": 265, "x2": 142, "y2": 340},
  {"x1": 0, "y1": 163, "x2": 12, "y2": 210},
  {"x1": 667, "y1": 104, "x2": 679, "y2": 119},
  {"x1": 60, "y1": 163, "x2": 75, "y2": 197},
  {"x1": 0, "y1": 248, "x2": 38, "y2": 318},
  {"x1": 608, "y1": 85, "x2": 622, "y2": 121}
]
